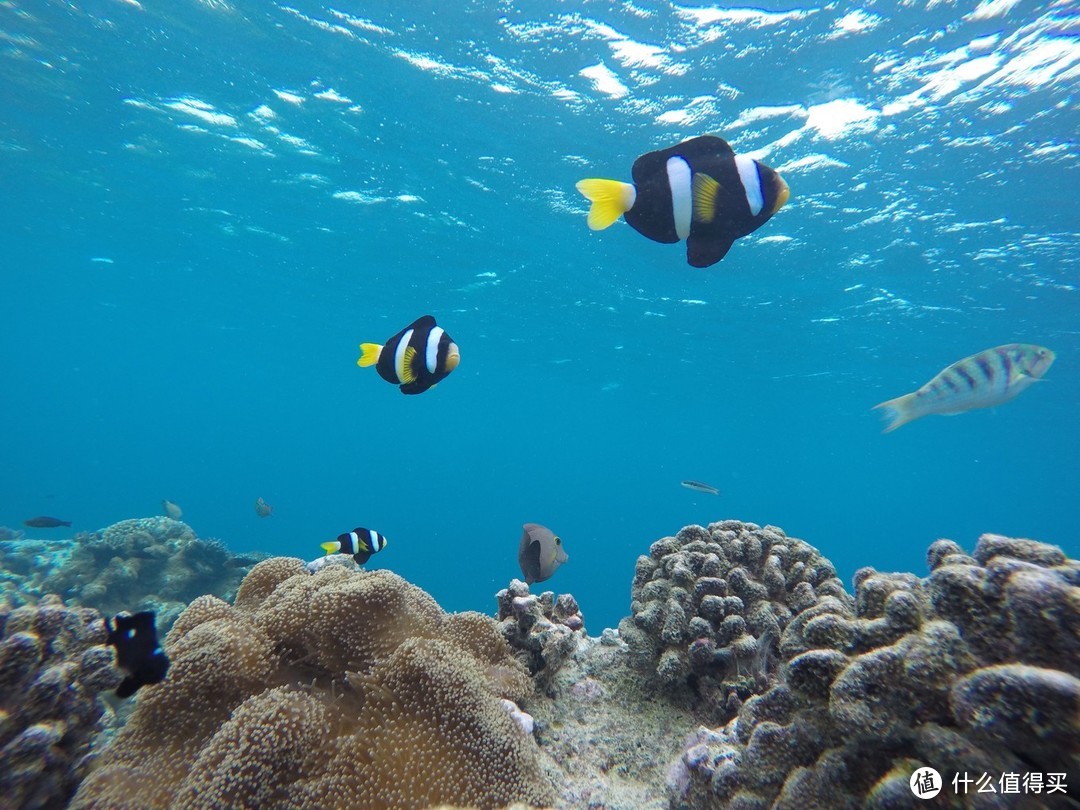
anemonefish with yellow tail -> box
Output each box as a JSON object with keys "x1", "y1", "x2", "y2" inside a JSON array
[
  {"x1": 576, "y1": 135, "x2": 790, "y2": 267},
  {"x1": 321, "y1": 527, "x2": 388, "y2": 565},
  {"x1": 357, "y1": 315, "x2": 460, "y2": 395}
]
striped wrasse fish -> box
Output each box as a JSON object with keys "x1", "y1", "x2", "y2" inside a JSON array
[{"x1": 874, "y1": 343, "x2": 1055, "y2": 433}]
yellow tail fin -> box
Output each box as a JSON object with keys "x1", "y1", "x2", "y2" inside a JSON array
[
  {"x1": 575, "y1": 178, "x2": 636, "y2": 230},
  {"x1": 357, "y1": 343, "x2": 382, "y2": 368},
  {"x1": 320, "y1": 541, "x2": 339, "y2": 555},
  {"x1": 873, "y1": 393, "x2": 918, "y2": 433}
]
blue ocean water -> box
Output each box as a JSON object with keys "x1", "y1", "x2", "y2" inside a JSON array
[{"x1": 1, "y1": 0, "x2": 1076, "y2": 633}]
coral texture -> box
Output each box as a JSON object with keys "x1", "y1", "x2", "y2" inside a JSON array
[
  {"x1": 677, "y1": 532, "x2": 1080, "y2": 809},
  {"x1": 618, "y1": 520, "x2": 851, "y2": 720},
  {"x1": 496, "y1": 578, "x2": 585, "y2": 685},
  {"x1": 38, "y1": 517, "x2": 263, "y2": 632},
  {"x1": 71, "y1": 559, "x2": 555, "y2": 810},
  {"x1": 0, "y1": 595, "x2": 121, "y2": 810}
]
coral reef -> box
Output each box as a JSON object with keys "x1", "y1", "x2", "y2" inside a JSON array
[
  {"x1": 71, "y1": 559, "x2": 556, "y2": 810},
  {"x1": 37, "y1": 517, "x2": 265, "y2": 632},
  {"x1": 496, "y1": 578, "x2": 585, "y2": 686},
  {"x1": 0, "y1": 595, "x2": 121, "y2": 810},
  {"x1": 673, "y1": 532, "x2": 1079, "y2": 809},
  {"x1": 4, "y1": 516, "x2": 1073, "y2": 810},
  {"x1": 618, "y1": 520, "x2": 851, "y2": 722}
]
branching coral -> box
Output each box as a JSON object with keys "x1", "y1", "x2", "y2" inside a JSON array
[{"x1": 71, "y1": 559, "x2": 555, "y2": 810}]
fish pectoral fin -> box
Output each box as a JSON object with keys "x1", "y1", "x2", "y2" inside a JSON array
[
  {"x1": 358, "y1": 343, "x2": 382, "y2": 368},
  {"x1": 691, "y1": 173, "x2": 721, "y2": 223},
  {"x1": 686, "y1": 233, "x2": 734, "y2": 268},
  {"x1": 399, "y1": 346, "x2": 418, "y2": 383},
  {"x1": 575, "y1": 178, "x2": 636, "y2": 230}
]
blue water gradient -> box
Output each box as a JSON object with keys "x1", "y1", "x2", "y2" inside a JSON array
[{"x1": 2, "y1": 0, "x2": 1077, "y2": 631}]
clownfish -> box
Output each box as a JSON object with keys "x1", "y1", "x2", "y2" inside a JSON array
[
  {"x1": 357, "y1": 315, "x2": 460, "y2": 395},
  {"x1": 576, "y1": 135, "x2": 789, "y2": 267},
  {"x1": 321, "y1": 527, "x2": 388, "y2": 565}
]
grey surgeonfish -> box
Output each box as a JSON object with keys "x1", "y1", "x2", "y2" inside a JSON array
[{"x1": 517, "y1": 523, "x2": 568, "y2": 584}]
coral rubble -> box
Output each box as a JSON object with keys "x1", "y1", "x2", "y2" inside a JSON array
[{"x1": 70, "y1": 559, "x2": 556, "y2": 810}]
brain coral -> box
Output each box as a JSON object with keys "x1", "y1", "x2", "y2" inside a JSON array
[
  {"x1": 70, "y1": 558, "x2": 555, "y2": 810},
  {"x1": 676, "y1": 533, "x2": 1080, "y2": 809},
  {"x1": 0, "y1": 595, "x2": 121, "y2": 810},
  {"x1": 618, "y1": 521, "x2": 851, "y2": 720}
]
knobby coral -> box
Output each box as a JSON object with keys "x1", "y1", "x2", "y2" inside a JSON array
[
  {"x1": 675, "y1": 532, "x2": 1079, "y2": 809},
  {"x1": 70, "y1": 558, "x2": 555, "y2": 810},
  {"x1": 618, "y1": 521, "x2": 851, "y2": 721},
  {"x1": 0, "y1": 595, "x2": 121, "y2": 809}
]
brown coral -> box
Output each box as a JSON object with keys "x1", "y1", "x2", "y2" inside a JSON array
[
  {"x1": 71, "y1": 558, "x2": 554, "y2": 810},
  {"x1": 0, "y1": 595, "x2": 121, "y2": 810},
  {"x1": 618, "y1": 520, "x2": 850, "y2": 721},
  {"x1": 37, "y1": 517, "x2": 265, "y2": 634},
  {"x1": 677, "y1": 532, "x2": 1079, "y2": 809}
]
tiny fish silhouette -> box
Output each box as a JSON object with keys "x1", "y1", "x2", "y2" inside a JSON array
[
  {"x1": 255, "y1": 497, "x2": 273, "y2": 517},
  {"x1": 681, "y1": 480, "x2": 720, "y2": 495},
  {"x1": 162, "y1": 499, "x2": 183, "y2": 520},
  {"x1": 23, "y1": 516, "x2": 71, "y2": 528}
]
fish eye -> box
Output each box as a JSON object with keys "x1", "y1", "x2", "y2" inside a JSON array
[{"x1": 555, "y1": 536, "x2": 562, "y2": 545}]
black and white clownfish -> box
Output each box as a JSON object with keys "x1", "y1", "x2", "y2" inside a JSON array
[
  {"x1": 576, "y1": 135, "x2": 790, "y2": 267},
  {"x1": 321, "y1": 527, "x2": 388, "y2": 565},
  {"x1": 357, "y1": 315, "x2": 460, "y2": 395},
  {"x1": 105, "y1": 611, "x2": 170, "y2": 698}
]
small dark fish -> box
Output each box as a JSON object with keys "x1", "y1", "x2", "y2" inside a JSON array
[
  {"x1": 23, "y1": 516, "x2": 72, "y2": 528},
  {"x1": 105, "y1": 611, "x2": 170, "y2": 698},
  {"x1": 576, "y1": 134, "x2": 790, "y2": 267},
  {"x1": 518, "y1": 523, "x2": 568, "y2": 585},
  {"x1": 357, "y1": 314, "x2": 460, "y2": 395},
  {"x1": 320, "y1": 526, "x2": 388, "y2": 565},
  {"x1": 255, "y1": 497, "x2": 273, "y2": 517},
  {"x1": 681, "y1": 480, "x2": 720, "y2": 495}
]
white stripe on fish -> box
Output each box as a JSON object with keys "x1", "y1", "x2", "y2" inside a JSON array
[
  {"x1": 874, "y1": 343, "x2": 1055, "y2": 433},
  {"x1": 666, "y1": 156, "x2": 692, "y2": 240}
]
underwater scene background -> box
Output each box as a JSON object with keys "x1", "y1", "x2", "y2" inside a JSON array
[{"x1": 2, "y1": 0, "x2": 1077, "y2": 633}]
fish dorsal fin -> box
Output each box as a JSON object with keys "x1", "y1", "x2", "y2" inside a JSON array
[
  {"x1": 692, "y1": 173, "x2": 721, "y2": 223},
  {"x1": 357, "y1": 343, "x2": 382, "y2": 368},
  {"x1": 575, "y1": 179, "x2": 636, "y2": 230},
  {"x1": 399, "y1": 346, "x2": 418, "y2": 383}
]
